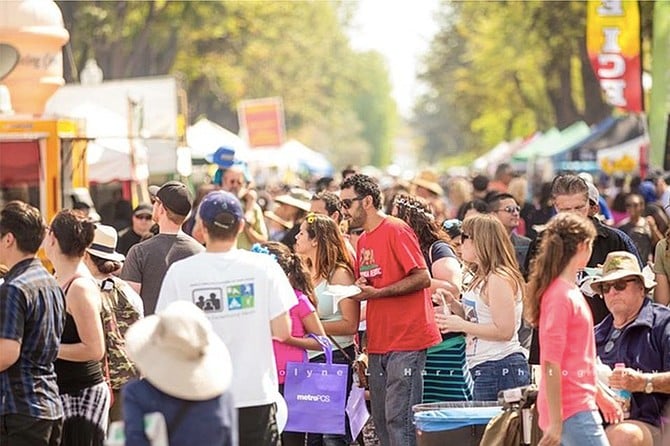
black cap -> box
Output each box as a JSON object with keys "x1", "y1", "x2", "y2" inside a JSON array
[
  {"x1": 148, "y1": 181, "x2": 192, "y2": 217},
  {"x1": 133, "y1": 203, "x2": 153, "y2": 216}
]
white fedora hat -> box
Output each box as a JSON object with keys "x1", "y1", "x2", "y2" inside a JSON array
[
  {"x1": 86, "y1": 224, "x2": 125, "y2": 262},
  {"x1": 125, "y1": 301, "x2": 232, "y2": 401}
]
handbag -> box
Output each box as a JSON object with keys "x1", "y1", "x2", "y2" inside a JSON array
[
  {"x1": 284, "y1": 335, "x2": 349, "y2": 434},
  {"x1": 327, "y1": 334, "x2": 368, "y2": 389}
]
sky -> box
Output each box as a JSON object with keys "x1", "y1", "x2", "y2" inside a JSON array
[{"x1": 347, "y1": 0, "x2": 441, "y2": 118}]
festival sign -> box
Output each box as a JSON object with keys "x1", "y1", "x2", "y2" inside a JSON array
[
  {"x1": 586, "y1": 0, "x2": 643, "y2": 112},
  {"x1": 237, "y1": 97, "x2": 286, "y2": 148}
]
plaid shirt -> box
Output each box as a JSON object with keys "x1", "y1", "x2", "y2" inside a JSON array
[{"x1": 0, "y1": 258, "x2": 66, "y2": 419}]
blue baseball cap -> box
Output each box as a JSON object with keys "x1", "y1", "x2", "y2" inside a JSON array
[{"x1": 198, "y1": 191, "x2": 244, "y2": 229}]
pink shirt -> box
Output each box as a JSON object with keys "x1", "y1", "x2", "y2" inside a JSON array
[
  {"x1": 273, "y1": 290, "x2": 315, "y2": 384},
  {"x1": 537, "y1": 278, "x2": 598, "y2": 430}
]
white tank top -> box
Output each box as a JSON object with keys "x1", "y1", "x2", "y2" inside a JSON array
[{"x1": 461, "y1": 280, "x2": 526, "y2": 369}]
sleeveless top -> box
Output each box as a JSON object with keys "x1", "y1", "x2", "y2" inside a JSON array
[
  {"x1": 308, "y1": 279, "x2": 355, "y2": 359},
  {"x1": 461, "y1": 280, "x2": 526, "y2": 369},
  {"x1": 54, "y1": 276, "x2": 104, "y2": 394}
]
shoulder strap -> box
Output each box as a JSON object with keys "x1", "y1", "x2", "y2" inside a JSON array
[
  {"x1": 61, "y1": 274, "x2": 85, "y2": 295},
  {"x1": 327, "y1": 335, "x2": 354, "y2": 364}
]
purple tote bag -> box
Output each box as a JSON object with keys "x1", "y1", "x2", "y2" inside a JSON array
[{"x1": 283, "y1": 335, "x2": 348, "y2": 434}]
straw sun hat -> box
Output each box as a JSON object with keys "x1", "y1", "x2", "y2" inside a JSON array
[
  {"x1": 590, "y1": 251, "x2": 656, "y2": 293},
  {"x1": 125, "y1": 301, "x2": 232, "y2": 401}
]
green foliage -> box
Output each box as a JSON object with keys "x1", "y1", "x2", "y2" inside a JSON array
[
  {"x1": 57, "y1": 0, "x2": 397, "y2": 169},
  {"x1": 414, "y1": 0, "x2": 615, "y2": 165}
]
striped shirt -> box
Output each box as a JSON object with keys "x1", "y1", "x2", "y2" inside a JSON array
[{"x1": 0, "y1": 258, "x2": 66, "y2": 419}]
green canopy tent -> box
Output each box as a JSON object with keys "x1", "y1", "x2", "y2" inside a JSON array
[{"x1": 512, "y1": 122, "x2": 591, "y2": 161}]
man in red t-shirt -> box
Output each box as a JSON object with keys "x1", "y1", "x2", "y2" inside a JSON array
[{"x1": 341, "y1": 174, "x2": 441, "y2": 446}]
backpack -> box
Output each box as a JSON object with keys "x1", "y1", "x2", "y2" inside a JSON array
[
  {"x1": 480, "y1": 385, "x2": 542, "y2": 446},
  {"x1": 99, "y1": 278, "x2": 141, "y2": 390}
]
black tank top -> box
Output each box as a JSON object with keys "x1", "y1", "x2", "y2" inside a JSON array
[{"x1": 54, "y1": 276, "x2": 104, "y2": 394}]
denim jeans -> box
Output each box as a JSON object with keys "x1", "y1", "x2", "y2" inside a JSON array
[
  {"x1": 368, "y1": 350, "x2": 427, "y2": 446},
  {"x1": 470, "y1": 352, "x2": 530, "y2": 401},
  {"x1": 561, "y1": 410, "x2": 609, "y2": 446},
  {"x1": 306, "y1": 344, "x2": 356, "y2": 446}
]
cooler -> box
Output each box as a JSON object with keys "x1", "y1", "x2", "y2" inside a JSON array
[{"x1": 413, "y1": 401, "x2": 502, "y2": 446}]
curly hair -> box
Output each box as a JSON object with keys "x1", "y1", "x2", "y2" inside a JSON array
[
  {"x1": 341, "y1": 174, "x2": 382, "y2": 210},
  {"x1": 525, "y1": 213, "x2": 596, "y2": 327},
  {"x1": 260, "y1": 241, "x2": 317, "y2": 307},
  {"x1": 392, "y1": 193, "x2": 451, "y2": 256}
]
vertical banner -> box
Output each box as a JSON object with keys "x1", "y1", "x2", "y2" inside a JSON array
[
  {"x1": 586, "y1": 0, "x2": 643, "y2": 112},
  {"x1": 237, "y1": 97, "x2": 286, "y2": 148}
]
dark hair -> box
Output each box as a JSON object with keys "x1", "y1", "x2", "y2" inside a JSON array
[
  {"x1": 50, "y1": 209, "x2": 96, "y2": 258},
  {"x1": 456, "y1": 199, "x2": 489, "y2": 221},
  {"x1": 551, "y1": 174, "x2": 588, "y2": 200},
  {"x1": 525, "y1": 213, "x2": 596, "y2": 327},
  {"x1": 393, "y1": 193, "x2": 450, "y2": 255},
  {"x1": 315, "y1": 177, "x2": 334, "y2": 193},
  {"x1": 0, "y1": 200, "x2": 45, "y2": 254},
  {"x1": 311, "y1": 191, "x2": 342, "y2": 217},
  {"x1": 472, "y1": 174, "x2": 489, "y2": 192},
  {"x1": 341, "y1": 174, "x2": 382, "y2": 210},
  {"x1": 88, "y1": 253, "x2": 122, "y2": 275},
  {"x1": 486, "y1": 193, "x2": 517, "y2": 213},
  {"x1": 202, "y1": 216, "x2": 242, "y2": 241},
  {"x1": 260, "y1": 241, "x2": 317, "y2": 307}
]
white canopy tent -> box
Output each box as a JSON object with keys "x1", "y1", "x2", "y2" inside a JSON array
[
  {"x1": 66, "y1": 102, "x2": 148, "y2": 183},
  {"x1": 187, "y1": 118, "x2": 249, "y2": 161}
]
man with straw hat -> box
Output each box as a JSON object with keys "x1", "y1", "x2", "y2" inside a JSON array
[
  {"x1": 156, "y1": 190, "x2": 295, "y2": 446},
  {"x1": 591, "y1": 251, "x2": 670, "y2": 446},
  {"x1": 123, "y1": 301, "x2": 236, "y2": 445}
]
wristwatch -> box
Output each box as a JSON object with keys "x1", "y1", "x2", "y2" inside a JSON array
[{"x1": 644, "y1": 375, "x2": 654, "y2": 394}]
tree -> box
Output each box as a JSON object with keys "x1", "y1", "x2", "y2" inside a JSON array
[
  {"x1": 58, "y1": 1, "x2": 397, "y2": 168},
  {"x1": 414, "y1": 0, "x2": 615, "y2": 162}
]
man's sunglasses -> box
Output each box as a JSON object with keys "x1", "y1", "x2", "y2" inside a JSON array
[
  {"x1": 599, "y1": 278, "x2": 638, "y2": 295},
  {"x1": 497, "y1": 205, "x2": 521, "y2": 214},
  {"x1": 342, "y1": 196, "x2": 364, "y2": 210},
  {"x1": 134, "y1": 215, "x2": 152, "y2": 221}
]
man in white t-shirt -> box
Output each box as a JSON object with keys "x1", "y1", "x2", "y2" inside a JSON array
[{"x1": 156, "y1": 190, "x2": 295, "y2": 446}]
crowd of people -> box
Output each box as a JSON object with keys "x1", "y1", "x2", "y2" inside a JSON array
[{"x1": 2, "y1": 162, "x2": 670, "y2": 446}]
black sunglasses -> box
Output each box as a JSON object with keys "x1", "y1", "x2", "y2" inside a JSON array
[
  {"x1": 134, "y1": 214, "x2": 152, "y2": 221},
  {"x1": 342, "y1": 196, "x2": 364, "y2": 210},
  {"x1": 599, "y1": 278, "x2": 638, "y2": 295},
  {"x1": 461, "y1": 233, "x2": 471, "y2": 240}
]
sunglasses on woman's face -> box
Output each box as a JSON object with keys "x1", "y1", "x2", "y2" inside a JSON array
[
  {"x1": 461, "y1": 233, "x2": 471, "y2": 241},
  {"x1": 599, "y1": 278, "x2": 638, "y2": 295}
]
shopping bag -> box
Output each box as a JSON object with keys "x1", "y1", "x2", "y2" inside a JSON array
[{"x1": 284, "y1": 335, "x2": 348, "y2": 434}]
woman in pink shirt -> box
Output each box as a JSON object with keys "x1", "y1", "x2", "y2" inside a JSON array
[
  {"x1": 525, "y1": 213, "x2": 620, "y2": 446},
  {"x1": 253, "y1": 242, "x2": 325, "y2": 446}
]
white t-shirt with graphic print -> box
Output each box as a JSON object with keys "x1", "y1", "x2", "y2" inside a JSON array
[{"x1": 156, "y1": 249, "x2": 297, "y2": 408}]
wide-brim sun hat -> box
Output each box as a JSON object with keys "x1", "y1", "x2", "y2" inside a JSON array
[
  {"x1": 274, "y1": 188, "x2": 312, "y2": 213},
  {"x1": 125, "y1": 301, "x2": 232, "y2": 401},
  {"x1": 411, "y1": 169, "x2": 444, "y2": 196},
  {"x1": 86, "y1": 224, "x2": 125, "y2": 262},
  {"x1": 590, "y1": 251, "x2": 656, "y2": 293}
]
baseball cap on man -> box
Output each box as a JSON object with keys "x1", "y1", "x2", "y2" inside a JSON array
[
  {"x1": 198, "y1": 190, "x2": 244, "y2": 229},
  {"x1": 148, "y1": 181, "x2": 193, "y2": 217},
  {"x1": 133, "y1": 203, "x2": 153, "y2": 217}
]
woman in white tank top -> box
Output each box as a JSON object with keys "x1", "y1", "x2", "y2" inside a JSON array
[{"x1": 435, "y1": 213, "x2": 529, "y2": 401}]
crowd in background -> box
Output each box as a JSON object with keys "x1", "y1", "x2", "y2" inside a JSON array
[{"x1": 3, "y1": 161, "x2": 670, "y2": 446}]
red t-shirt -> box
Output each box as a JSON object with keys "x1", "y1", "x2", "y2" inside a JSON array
[
  {"x1": 356, "y1": 217, "x2": 441, "y2": 354},
  {"x1": 537, "y1": 278, "x2": 598, "y2": 430}
]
